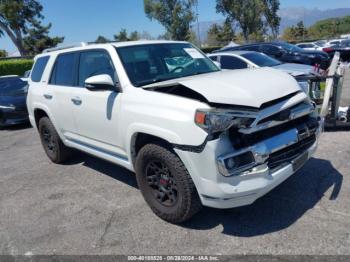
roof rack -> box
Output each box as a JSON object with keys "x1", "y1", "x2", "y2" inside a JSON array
[{"x1": 43, "y1": 42, "x2": 89, "y2": 53}]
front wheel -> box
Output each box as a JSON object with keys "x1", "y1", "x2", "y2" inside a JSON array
[{"x1": 135, "y1": 144, "x2": 202, "y2": 223}]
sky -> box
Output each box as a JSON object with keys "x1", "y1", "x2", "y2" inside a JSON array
[{"x1": 1, "y1": 0, "x2": 350, "y2": 54}]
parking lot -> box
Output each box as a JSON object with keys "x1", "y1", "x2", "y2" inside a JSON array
[{"x1": 0, "y1": 125, "x2": 349, "y2": 255}]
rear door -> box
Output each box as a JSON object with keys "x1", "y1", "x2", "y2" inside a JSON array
[{"x1": 48, "y1": 52, "x2": 80, "y2": 137}]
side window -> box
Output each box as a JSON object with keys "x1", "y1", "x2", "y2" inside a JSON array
[
  {"x1": 209, "y1": 56, "x2": 218, "y2": 61},
  {"x1": 261, "y1": 45, "x2": 280, "y2": 55},
  {"x1": 220, "y1": 56, "x2": 248, "y2": 70},
  {"x1": 78, "y1": 50, "x2": 116, "y2": 87},
  {"x1": 31, "y1": 56, "x2": 50, "y2": 82},
  {"x1": 245, "y1": 45, "x2": 260, "y2": 52},
  {"x1": 50, "y1": 53, "x2": 78, "y2": 86}
]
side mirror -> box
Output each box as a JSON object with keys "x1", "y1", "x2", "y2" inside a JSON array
[
  {"x1": 213, "y1": 61, "x2": 221, "y2": 69},
  {"x1": 85, "y1": 74, "x2": 116, "y2": 91}
]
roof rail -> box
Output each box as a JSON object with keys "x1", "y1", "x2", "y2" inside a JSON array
[{"x1": 43, "y1": 42, "x2": 89, "y2": 53}]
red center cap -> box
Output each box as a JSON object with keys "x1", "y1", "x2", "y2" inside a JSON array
[{"x1": 159, "y1": 178, "x2": 167, "y2": 186}]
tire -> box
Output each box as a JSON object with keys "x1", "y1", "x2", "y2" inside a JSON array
[
  {"x1": 38, "y1": 117, "x2": 71, "y2": 164},
  {"x1": 135, "y1": 143, "x2": 202, "y2": 223}
]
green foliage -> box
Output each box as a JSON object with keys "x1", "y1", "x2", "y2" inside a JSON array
[
  {"x1": 114, "y1": 29, "x2": 140, "y2": 42},
  {"x1": 308, "y1": 16, "x2": 350, "y2": 39},
  {"x1": 282, "y1": 16, "x2": 350, "y2": 42},
  {"x1": 282, "y1": 21, "x2": 308, "y2": 42},
  {"x1": 22, "y1": 21, "x2": 64, "y2": 55},
  {"x1": 0, "y1": 0, "x2": 63, "y2": 56},
  {"x1": 144, "y1": 0, "x2": 197, "y2": 41},
  {"x1": 207, "y1": 19, "x2": 236, "y2": 46},
  {"x1": 216, "y1": 0, "x2": 280, "y2": 42},
  {"x1": 95, "y1": 35, "x2": 111, "y2": 43},
  {"x1": 0, "y1": 59, "x2": 33, "y2": 76},
  {"x1": 0, "y1": 49, "x2": 7, "y2": 57}
]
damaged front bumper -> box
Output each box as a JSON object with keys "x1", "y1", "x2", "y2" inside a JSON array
[{"x1": 175, "y1": 117, "x2": 323, "y2": 209}]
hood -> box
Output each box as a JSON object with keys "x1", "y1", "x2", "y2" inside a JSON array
[
  {"x1": 0, "y1": 94, "x2": 27, "y2": 106},
  {"x1": 144, "y1": 68, "x2": 301, "y2": 108},
  {"x1": 272, "y1": 63, "x2": 320, "y2": 77}
]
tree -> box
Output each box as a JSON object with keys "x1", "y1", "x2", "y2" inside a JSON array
[
  {"x1": 308, "y1": 16, "x2": 350, "y2": 39},
  {"x1": 216, "y1": 0, "x2": 280, "y2": 42},
  {"x1": 0, "y1": 49, "x2": 7, "y2": 57},
  {"x1": 144, "y1": 0, "x2": 198, "y2": 41},
  {"x1": 95, "y1": 35, "x2": 110, "y2": 43},
  {"x1": 262, "y1": 0, "x2": 280, "y2": 38},
  {"x1": 22, "y1": 21, "x2": 64, "y2": 55},
  {"x1": 282, "y1": 21, "x2": 308, "y2": 42},
  {"x1": 0, "y1": 0, "x2": 63, "y2": 56},
  {"x1": 140, "y1": 31, "x2": 154, "y2": 40},
  {"x1": 207, "y1": 19, "x2": 235, "y2": 46},
  {"x1": 140, "y1": 31, "x2": 153, "y2": 40},
  {"x1": 281, "y1": 26, "x2": 296, "y2": 42},
  {"x1": 114, "y1": 29, "x2": 129, "y2": 42},
  {"x1": 114, "y1": 29, "x2": 141, "y2": 42},
  {"x1": 129, "y1": 31, "x2": 140, "y2": 41}
]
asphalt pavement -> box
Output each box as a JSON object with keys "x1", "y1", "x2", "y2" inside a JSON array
[{"x1": 0, "y1": 125, "x2": 349, "y2": 255}]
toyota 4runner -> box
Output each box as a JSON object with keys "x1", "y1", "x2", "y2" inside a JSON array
[{"x1": 27, "y1": 41, "x2": 322, "y2": 223}]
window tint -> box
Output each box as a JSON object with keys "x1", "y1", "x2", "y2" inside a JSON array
[
  {"x1": 50, "y1": 53, "x2": 77, "y2": 86},
  {"x1": 116, "y1": 43, "x2": 219, "y2": 87},
  {"x1": 220, "y1": 56, "x2": 248, "y2": 70},
  {"x1": 78, "y1": 51, "x2": 116, "y2": 87},
  {"x1": 209, "y1": 56, "x2": 218, "y2": 61},
  {"x1": 261, "y1": 45, "x2": 280, "y2": 54},
  {"x1": 31, "y1": 56, "x2": 49, "y2": 82},
  {"x1": 244, "y1": 45, "x2": 260, "y2": 52}
]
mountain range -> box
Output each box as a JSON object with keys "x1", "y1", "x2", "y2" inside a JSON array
[{"x1": 197, "y1": 7, "x2": 350, "y2": 43}]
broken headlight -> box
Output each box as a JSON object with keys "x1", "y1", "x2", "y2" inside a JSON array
[{"x1": 195, "y1": 109, "x2": 256, "y2": 134}]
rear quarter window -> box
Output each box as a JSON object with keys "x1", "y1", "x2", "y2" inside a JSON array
[{"x1": 31, "y1": 56, "x2": 50, "y2": 82}]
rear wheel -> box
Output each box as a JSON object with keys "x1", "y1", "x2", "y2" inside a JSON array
[
  {"x1": 38, "y1": 117, "x2": 71, "y2": 164},
  {"x1": 135, "y1": 143, "x2": 202, "y2": 223}
]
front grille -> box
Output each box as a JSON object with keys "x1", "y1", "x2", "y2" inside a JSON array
[
  {"x1": 257, "y1": 102, "x2": 305, "y2": 125},
  {"x1": 230, "y1": 115, "x2": 318, "y2": 149},
  {"x1": 268, "y1": 135, "x2": 316, "y2": 169}
]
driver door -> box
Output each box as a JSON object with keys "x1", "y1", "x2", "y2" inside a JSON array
[{"x1": 72, "y1": 49, "x2": 124, "y2": 154}]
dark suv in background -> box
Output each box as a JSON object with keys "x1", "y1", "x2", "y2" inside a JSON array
[{"x1": 218, "y1": 42, "x2": 330, "y2": 69}]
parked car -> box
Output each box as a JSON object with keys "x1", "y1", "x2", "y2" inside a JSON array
[
  {"x1": 0, "y1": 76, "x2": 29, "y2": 127},
  {"x1": 296, "y1": 42, "x2": 323, "y2": 51},
  {"x1": 27, "y1": 41, "x2": 322, "y2": 223},
  {"x1": 323, "y1": 39, "x2": 350, "y2": 62},
  {"x1": 207, "y1": 51, "x2": 322, "y2": 94},
  {"x1": 217, "y1": 42, "x2": 330, "y2": 69},
  {"x1": 324, "y1": 38, "x2": 346, "y2": 48}
]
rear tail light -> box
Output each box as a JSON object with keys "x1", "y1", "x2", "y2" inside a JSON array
[{"x1": 323, "y1": 47, "x2": 333, "y2": 52}]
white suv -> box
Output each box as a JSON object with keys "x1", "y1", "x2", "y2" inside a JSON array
[{"x1": 27, "y1": 41, "x2": 322, "y2": 223}]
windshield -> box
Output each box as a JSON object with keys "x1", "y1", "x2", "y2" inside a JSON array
[
  {"x1": 0, "y1": 77, "x2": 28, "y2": 96},
  {"x1": 278, "y1": 42, "x2": 305, "y2": 53},
  {"x1": 241, "y1": 52, "x2": 282, "y2": 67},
  {"x1": 116, "y1": 43, "x2": 220, "y2": 87}
]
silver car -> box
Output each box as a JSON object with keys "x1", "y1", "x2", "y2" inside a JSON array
[{"x1": 208, "y1": 50, "x2": 323, "y2": 95}]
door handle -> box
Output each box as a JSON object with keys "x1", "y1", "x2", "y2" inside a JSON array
[
  {"x1": 43, "y1": 94, "x2": 53, "y2": 100},
  {"x1": 71, "y1": 97, "x2": 82, "y2": 106}
]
